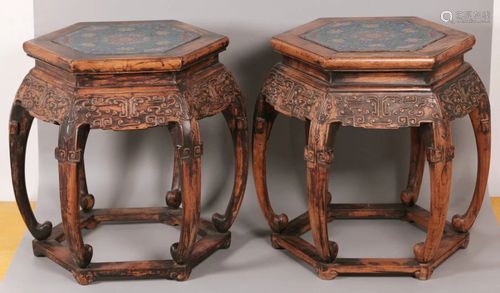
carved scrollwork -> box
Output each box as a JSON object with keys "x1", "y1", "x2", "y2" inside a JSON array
[
  {"x1": 183, "y1": 70, "x2": 240, "y2": 119},
  {"x1": 304, "y1": 146, "x2": 334, "y2": 165},
  {"x1": 55, "y1": 148, "x2": 82, "y2": 163},
  {"x1": 316, "y1": 94, "x2": 440, "y2": 129},
  {"x1": 261, "y1": 71, "x2": 323, "y2": 121},
  {"x1": 176, "y1": 143, "x2": 204, "y2": 160},
  {"x1": 436, "y1": 69, "x2": 487, "y2": 120},
  {"x1": 15, "y1": 74, "x2": 72, "y2": 124},
  {"x1": 73, "y1": 94, "x2": 189, "y2": 130}
]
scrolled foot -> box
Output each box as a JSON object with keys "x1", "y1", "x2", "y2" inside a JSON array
[
  {"x1": 33, "y1": 221, "x2": 53, "y2": 241},
  {"x1": 451, "y1": 214, "x2": 467, "y2": 233},
  {"x1": 316, "y1": 267, "x2": 338, "y2": 280},
  {"x1": 272, "y1": 213, "x2": 289, "y2": 233},
  {"x1": 75, "y1": 244, "x2": 93, "y2": 268},
  {"x1": 170, "y1": 242, "x2": 185, "y2": 265},
  {"x1": 413, "y1": 242, "x2": 431, "y2": 263},
  {"x1": 400, "y1": 190, "x2": 416, "y2": 206},
  {"x1": 166, "y1": 190, "x2": 182, "y2": 209},
  {"x1": 80, "y1": 194, "x2": 95, "y2": 212},
  {"x1": 328, "y1": 241, "x2": 339, "y2": 260},
  {"x1": 211, "y1": 213, "x2": 227, "y2": 232}
]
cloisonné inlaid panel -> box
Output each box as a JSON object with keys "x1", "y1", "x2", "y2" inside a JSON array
[
  {"x1": 54, "y1": 23, "x2": 200, "y2": 55},
  {"x1": 301, "y1": 20, "x2": 444, "y2": 52}
]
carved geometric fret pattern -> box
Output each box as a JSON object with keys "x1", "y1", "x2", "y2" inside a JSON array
[
  {"x1": 73, "y1": 94, "x2": 189, "y2": 130},
  {"x1": 183, "y1": 70, "x2": 240, "y2": 119},
  {"x1": 261, "y1": 70, "x2": 443, "y2": 128},
  {"x1": 15, "y1": 74, "x2": 72, "y2": 124},
  {"x1": 261, "y1": 71, "x2": 323, "y2": 121},
  {"x1": 316, "y1": 94, "x2": 440, "y2": 129},
  {"x1": 435, "y1": 69, "x2": 487, "y2": 120},
  {"x1": 15, "y1": 68, "x2": 241, "y2": 131}
]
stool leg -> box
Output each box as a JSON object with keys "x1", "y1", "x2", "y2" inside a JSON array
[
  {"x1": 166, "y1": 123, "x2": 182, "y2": 209},
  {"x1": 9, "y1": 102, "x2": 52, "y2": 240},
  {"x1": 170, "y1": 119, "x2": 202, "y2": 265},
  {"x1": 77, "y1": 125, "x2": 94, "y2": 212},
  {"x1": 57, "y1": 122, "x2": 93, "y2": 268},
  {"x1": 212, "y1": 95, "x2": 249, "y2": 232},
  {"x1": 452, "y1": 99, "x2": 491, "y2": 233},
  {"x1": 414, "y1": 121, "x2": 453, "y2": 263},
  {"x1": 252, "y1": 93, "x2": 288, "y2": 233},
  {"x1": 305, "y1": 121, "x2": 339, "y2": 262},
  {"x1": 306, "y1": 120, "x2": 332, "y2": 204},
  {"x1": 401, "y1": 127, "x2": 425, "y2": 206}
]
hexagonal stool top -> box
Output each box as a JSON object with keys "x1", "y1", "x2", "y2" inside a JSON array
[
  {"x1": 24, "y1": 20, "x2": 228, "y2": 73},
  {"x1": 272, "y1": 17, "x2": 474, "y2": 70}
]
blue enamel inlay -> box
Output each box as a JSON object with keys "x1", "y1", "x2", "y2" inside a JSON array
[
  {"x1": 301, "y1": 20, "x2": 444, "y2": 52},
  {"x1": 54, "y1": 23, "x2": 200, "y2": 55}
]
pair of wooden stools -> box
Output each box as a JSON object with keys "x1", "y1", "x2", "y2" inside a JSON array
[{"x1": 10, "y1": 17, "x2": 490, "y2": 284}]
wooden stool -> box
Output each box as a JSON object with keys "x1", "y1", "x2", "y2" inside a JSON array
[
  {"x1": 252, "y1": 17, "x2": 490, "y2": 280},
  {"x1": 10, "y1": 20, "x2": 248, "y2": 284}
]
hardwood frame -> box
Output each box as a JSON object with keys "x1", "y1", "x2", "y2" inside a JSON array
[
  {"x1": 10, "y1": 21, "x2": 248, "y2": 284},
  {"x1": 32, "y1": 207, "x2": 231, "y2": 284},
  {"x1": 270, "y1": 204, "x2": 469, "y2": 280},
  {"x1": 252, "y1": 17, "x2": 490, "y2": 280}
]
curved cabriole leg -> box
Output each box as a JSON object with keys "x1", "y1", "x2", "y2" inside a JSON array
[
  {"x1": 305, "y1": 121, "x2": 340, "y2": 262},
  {"x1": 452, "y1": 99, "x2": 491, "y2": 233},
  {"x1": 401, "y1": 127, "x2": 425, "y2": 206},
  {"x1": 9, "y1": 102, "x2": 52, "y2": 240},
  {"x1": 170, "y1": 119, "x2": 202, "y2": 265},
  {"x1": 166, "y1": 123, "x2": 182, "y2": 209},
  {"x1": 57, "y1": 122, "x2": 93, "y2": 268},
  {"x1": 252, "y1": 94, "x2": 288, "y2": 233},
  {"x1": 212, "y1": 95, "x2": 249, "y2": 232},
  {"x1": 414, "y1": 121, "x2": 453, "y2": 263},
  {"x1": 77, "y1": 125, "x2": 94, "y2": 212}
]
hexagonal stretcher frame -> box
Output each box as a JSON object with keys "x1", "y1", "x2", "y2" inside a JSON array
[
  {"x1": 270, "y1": 204, "x2": 469, "y2": 280},
  {"x1": 32, "y1": 207, "x2": 231, "y2": 285}
]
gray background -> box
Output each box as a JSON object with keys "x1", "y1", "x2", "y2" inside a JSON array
[{"x1": 2, "y1": 0, "x2": 500, "y2": 292}]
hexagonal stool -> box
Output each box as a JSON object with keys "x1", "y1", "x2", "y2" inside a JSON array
[
  {"x1": 10, "y1": 20, "x2": 248, "y2": 284},
  {"x1": 252, "y1": 17, "x2": 490, "y2": 280}
]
